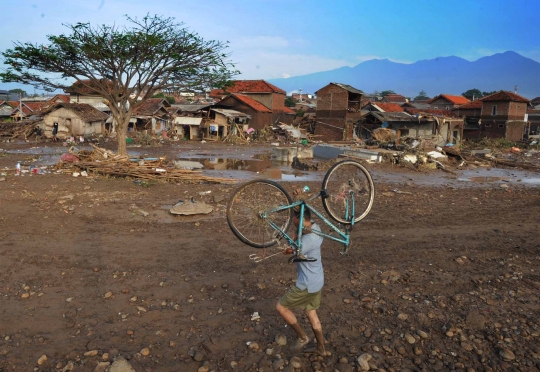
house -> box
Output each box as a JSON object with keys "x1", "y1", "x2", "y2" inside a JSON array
[
  {"x1": 451, "y1": 99, "x2": 484, "y2": 139},
  {"x1": 382, "y1": 94, "x2": 408, "y2": 105},
  {"x1": 527, "y1": 108, "x2": 540, "y2": 135},
  {"x1": 428, "y1": 94, "x2": 470, "y2": 110},
  {"x1": 0, "y1": 101, "x2": 18, "y2": 121},
  {"x1": 41, "y1": 102, "x2": 108, "y2": 139},
  {"x1": 204, "y1": 108, "x2": 251, "y2": 140},
  {"x1": 478, "y1": 91, "x2": 529, "y2": 141},
  {"x1": 215, "y1": 93, "x2": 272, "y2": 129},
  {"x1": 529, "y1": 97, "x2": 540, "y2": 108},
  {"x1": 169, "y1": 104, "x2": 212, "y2": 140},
  {"x1": 65, "y1": 79, "x2": 112, "y2": 113},
  {"x1": 209, "y1": 80, "x2": 288, "y2": 125},
  {"x1": 358, "y1": 110, "x2": 464, "y2": 146},
  {"x1": 314, "y1": 82, "x2": 364, "y2": 141},
  {"x1": 10, "y1": 101, "x2": 50, "y2": 121},
  {"x1": 132, "y1": 98, "x2": 171, "y2": 133}
]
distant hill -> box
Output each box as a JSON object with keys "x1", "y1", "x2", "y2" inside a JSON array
[{"x1": 268, "y1": 51, "x2": 540, "y2": 99}]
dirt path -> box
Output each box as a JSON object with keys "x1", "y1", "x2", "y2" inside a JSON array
[{"x1": 0, "y1": 142, "x2": 539, "y2": 371}]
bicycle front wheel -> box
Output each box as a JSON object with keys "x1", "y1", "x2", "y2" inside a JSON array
[
  {"x1": 321, "y1": 160, "x2": 375, "y2": 224},
  {"x1": 227, "y1": 180, "x2": 293, "y2": 248}
]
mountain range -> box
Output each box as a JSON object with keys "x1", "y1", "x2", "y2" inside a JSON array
[{"x1": 268, "y1": 51, "x2": 540, "y2": 99}]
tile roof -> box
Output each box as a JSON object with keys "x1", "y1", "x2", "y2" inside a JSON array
[
  {"x1": 50, "y1": 94, "x2": 71, "y2": 103},
  {"x1": 383, "y1": 94, "x2": 407, "y2": 103},
  {"x1": 428, "y1": 94, "x2": 470, "y2": 105},
  {"x1": 456, "y1": 99, "x2": 483, "y2": 109},
  {"x1": 372, "y1": 102, "x2": 404, "y2": 112},
  {"x1": 134, "y1": 98, "x2": 171, "y2": 116},
  {"x1": 44, "y1": 102, "x2": 109, "y2": 122},
  {"x1": 212, "y1": 80, "x2": 286, "y2": 96},
  {"x1": 283, "y1": 106, "x2": 296, "y2": 114},
  {"x1": 481, "y1": 90, "x2": 529, "y2": 103},
  {"x1": 404, "y1": 108, "x2": 459, "y2": 118},
  {"x1": 231, "y1": 94, "x2": 272, "y2": 113}
]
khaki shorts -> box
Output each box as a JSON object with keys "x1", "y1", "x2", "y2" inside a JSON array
[{"x1": 279, "y1": 286, "x2": 321, "y2": 311}]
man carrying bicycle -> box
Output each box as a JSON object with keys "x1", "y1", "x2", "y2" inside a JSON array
[{"x1": 276, "y1": 208, "x2": 330, "y2": 356}]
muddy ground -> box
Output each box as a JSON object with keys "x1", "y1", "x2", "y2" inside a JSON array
[{"x1": 0, "y1": 140, "x2": 539, "y2": 372}]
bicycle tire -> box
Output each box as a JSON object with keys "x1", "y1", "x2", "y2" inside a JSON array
[
  {"x1": 227, "y1": 180, "x2": 293, "y2": 248},
  {"x1": 321, "y1": 160, "x2": 375, "y2": 224}
]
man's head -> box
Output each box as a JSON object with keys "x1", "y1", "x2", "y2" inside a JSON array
[{"x1": 293, "y1": 208, "x2": 311, "y2": 227}]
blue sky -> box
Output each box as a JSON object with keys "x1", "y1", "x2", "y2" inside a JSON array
[{"x1": 1, "y1": 0, "x2": 539, "y2": 93}]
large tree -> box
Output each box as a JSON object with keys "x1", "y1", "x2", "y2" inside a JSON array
[
  {"x1": 413, "y1": 90, "x2": 430, "y2": 100},
  {"x1": 380, "y1": 90, "x2": 396, "y2": 97},
  {"x1": 0, "y1": 14, "x2": 238, "y2": 154},
  {"x1": 462, "y1": 88, "x2": 483, "y2": 101}
]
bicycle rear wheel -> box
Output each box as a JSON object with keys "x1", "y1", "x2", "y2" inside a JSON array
[
  {"x1": 227, "y1": 180, "x2": 293, "y2": 248},
  {"x1": 321, "y1": 160, "x2": 375, "y2": 224}
]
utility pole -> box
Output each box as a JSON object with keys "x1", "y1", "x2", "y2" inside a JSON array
[{"x1": 19, "y1": 93, "x2": 22, "y2": 121}]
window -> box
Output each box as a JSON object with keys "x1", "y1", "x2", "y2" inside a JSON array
[
  {"x1": 446, "y1": 106, "x2": 450, "y2": 110},
  {"x1": 485, "y1": 123, "x2": 491, "y2": 127},
  {"x1": 491, "y1": 105, "x2": 497, "y2": 115},
  {"x1": 498, "y1": 124, "x2": 504, "y2": 128}
]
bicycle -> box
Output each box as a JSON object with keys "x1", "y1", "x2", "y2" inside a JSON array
[{"x1": 226, "y1": 160, "x2": 375, "y2": 262}]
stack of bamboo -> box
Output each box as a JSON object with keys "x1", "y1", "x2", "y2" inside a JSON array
[
  {"x1": 0, "y1": 121, "x2": 37, "y2": 139},
  {"x1": 73, "y1": 144, "x2": 235, "y2": 184}
]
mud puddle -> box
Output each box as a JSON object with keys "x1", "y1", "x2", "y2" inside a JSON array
[
  {"x1": 175, "y1": 155, "x2": 323, "y2": 182},
  {"x1": 457, "y1": 168, "x2": 540, "y2": 185}
]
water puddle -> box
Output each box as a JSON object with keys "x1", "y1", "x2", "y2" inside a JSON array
[
  {"x1": 457, "y1": 176, "x2": 508, "y2": 183},
  {"x1": 175, "y1": 155, "x2": 323, "y2": 182}
]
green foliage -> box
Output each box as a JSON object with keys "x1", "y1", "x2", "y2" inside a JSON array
[
  {"x1": 414, "y1": 90, "x2": 429, "y2": 100},
  {"x1": 152, "y1": 92, "x2": 175, "y2": 104},
  {"x1": 380, "y1": 90, "x2": 396, "y2": 97},
  {"x1": 8, "y1": 88, "x2": 27, "y2": 96},
  {"x1": 285, "y1": 96, "x2": 296, "y2": 107},
  {"x1": 482, "y1": 91, "x2": 496, "y2": 97},
  {"x1": 462, "y1": 88, "x2": 483, "y2": 100},
  {"x1": 296, "y1": 109, "x2": 305, "y2": 117},
  {"x1": 1, "y1": 14, "x2": 239, "y2": 154}
]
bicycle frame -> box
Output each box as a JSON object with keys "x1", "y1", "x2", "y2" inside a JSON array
[{"x1": 262, "y1": 190, "x2": 355, "y2": 255}]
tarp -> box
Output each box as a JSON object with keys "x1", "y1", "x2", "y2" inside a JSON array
[{"x1": 174, "y1": 117, "x2": 203, "y2": 126}]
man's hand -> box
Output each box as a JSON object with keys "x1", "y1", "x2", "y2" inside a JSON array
[{"x1": 282, "y1": 247, "x2": 294, "y2": 255}]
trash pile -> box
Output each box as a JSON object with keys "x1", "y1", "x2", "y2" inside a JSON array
[{"x1": 56, "y1": 144, "x2": 236, "y2": 184}]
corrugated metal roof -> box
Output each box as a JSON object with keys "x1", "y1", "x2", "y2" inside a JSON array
[
  {"x1": 211, "y1": 108, "x2": 251, "y2": 119},
  {"x1": 368, "y1": 111, "x2": 412, "y2": 122},
  {"x1": 331, "y1": 83, "x2": 363, "y2": 95},
  {"x1": 174, "y1": 117, "x2": 203, "y2": 125},
  {"x1": 171, "y1": 104, "x2": 211, "y2": 112}
]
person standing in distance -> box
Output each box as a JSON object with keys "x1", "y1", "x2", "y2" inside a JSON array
[
  {"x1": 52, "y1": 122, "x2": 59, "y2": 142},
  {"x1": 276, "y1": 208, "x2": 329, "y2": 356}
]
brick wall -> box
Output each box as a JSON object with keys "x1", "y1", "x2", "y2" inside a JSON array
[
  {"x1": 481, "y1": 101, "x2": 527, "y2": 121},
  {"x1": 505, "y1": 121, "x2": 526, "y2": 141}
]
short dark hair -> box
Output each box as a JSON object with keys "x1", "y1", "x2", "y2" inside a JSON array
[{"x1": 294, "y1": 207, "x2": 311, "y2": 221}]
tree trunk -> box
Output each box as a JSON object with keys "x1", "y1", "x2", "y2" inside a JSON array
[
  {"x1": 113, "y1": 110, "x2": 132, "y2": 156},
  {"x1": 117, "y1": 122, "x2": 127, "y2": 155}
]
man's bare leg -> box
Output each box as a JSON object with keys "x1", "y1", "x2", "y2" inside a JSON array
[
  {"x1": 305, "y1": 309, "x2": 329, "y2": 356},
  {"x1": 276, "y1": 302, "x2": 310, "y2": 350}
]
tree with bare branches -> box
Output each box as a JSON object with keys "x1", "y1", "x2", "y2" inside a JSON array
[{"x1": 1, "y1": 14, "x2": 238, "y2": 154}]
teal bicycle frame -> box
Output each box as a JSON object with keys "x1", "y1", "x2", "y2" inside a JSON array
[{"x1": 262, "y1": 191, "x2": 355, "y2": 255}]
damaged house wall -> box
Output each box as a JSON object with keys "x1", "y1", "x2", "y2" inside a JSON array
[{"x1": 315, "y1": 83, "x2": 363, "y2": 141}]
